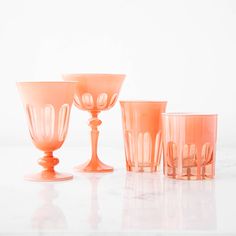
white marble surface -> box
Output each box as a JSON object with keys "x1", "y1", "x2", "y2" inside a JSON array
[{"x1": 0, "y1": 146, "x2": 236, "y2": 235}]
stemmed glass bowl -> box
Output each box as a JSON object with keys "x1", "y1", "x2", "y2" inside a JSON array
[{"x1": 63, "y1": 74, "x2": 125, "y2": 172}]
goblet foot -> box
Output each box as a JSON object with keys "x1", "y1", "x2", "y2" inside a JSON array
[
  {"x1": 74, "y1": 159, "x2": 113, "y2": 172},
  {"x1": 24, "y1": 170, "x2": 73, "y2": 182}
]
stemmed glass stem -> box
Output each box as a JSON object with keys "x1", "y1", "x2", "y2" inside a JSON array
[
  {"x1": 75, "y1": 111, "x2": 113, "y2": 172},
  {"x1": 89, "y1": 111, "x2": 102, "y2": 164}
]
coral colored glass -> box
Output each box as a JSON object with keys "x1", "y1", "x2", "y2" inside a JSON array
[
  {"x1": 63, "y1": 74, "x2": 125, "y2": 172},
  {"x1": 17, "y1": 82, "x2": 75, "y2": 182},
  {"x1": 120, "y1": 101, "x2": 167, "y2": 172},
  {"x1": 162, "y1": 113, "x2": 218, "y2": 180}
]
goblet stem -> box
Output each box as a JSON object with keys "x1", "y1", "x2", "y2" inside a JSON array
[
  {"x1": 38, "y1": 152, "x2": 59, "y2": 173},
  {"x1": 24, "y1": 152, "x2": 73, "y2": 182}
]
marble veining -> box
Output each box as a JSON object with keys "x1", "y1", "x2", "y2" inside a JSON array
[{"x1": 0, "y1": 147, "x2": 235, "y2": 235}]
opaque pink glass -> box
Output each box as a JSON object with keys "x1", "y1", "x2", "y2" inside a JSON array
[
  {"x1": 17, "y1": 82, "x2": 75, "y2": 181},
  {"x1": 120, "y1": 101, "x2": 167, "y2": 172},
  {"x1": 63, "y1": 74, "x2": 125, "y2": 172},
  {"x1": 162, "y1": 113, "x2": 217, "y2": 180}
]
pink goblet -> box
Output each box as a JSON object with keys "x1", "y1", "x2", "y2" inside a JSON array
[
  {"x1": 63, "y1": 74, "x2": 125, "y2": 172},
  {"x1": 17, "y1": 82, "x2": 75, "y2": 181}
]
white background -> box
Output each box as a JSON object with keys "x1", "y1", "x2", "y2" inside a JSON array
[{"x1": 0, "y1": 0, "x2": 235, "y2": 148}]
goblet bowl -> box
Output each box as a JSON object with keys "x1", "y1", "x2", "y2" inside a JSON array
[{"x1": 17, "y1": 81, "x2": 76, "y2": 181}]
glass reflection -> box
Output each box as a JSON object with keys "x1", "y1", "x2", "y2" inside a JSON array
[
  {"x1": 31, "y1": 183, "x2": 67, "y2": 230},
  {"x1": 122, "y1": 173, "x2": 216, "y2": 231},
  {"x1": 85, "y1": 174, "x2": 102, "y2": 230},
  {"x1": 162, "y1": 179, "x2": 216, "y2": 230},
  {"x1": 122, "y1": 172, "x2": 164, "y2": 229}
]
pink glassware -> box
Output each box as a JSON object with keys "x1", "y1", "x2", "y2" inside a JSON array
[
  {"x1": 162, "y1": 113, "x2": 218, "y2": 180},
  {"x1": 120, "y1": 101, "x2": 167, "y2": 172},
  {"x1": 17, "y1": 82, "x2": 75, "y2": 181},
  {"x1": 63, "y1": 74, "x2": 125, "y2": 172}
]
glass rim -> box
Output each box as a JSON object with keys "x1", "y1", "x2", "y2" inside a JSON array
[
  {"x1": 63, "y1": 73, "x2": 126, "y2": 78},
  {"x1": 120, "y1": 100, "x2": 167, "y2": 104},
  {"x1": 162, "y1": 112, "x2": 217, "y2": 117},
  {"x1": 16, "y1": 81, "x2": 77, "y2": 85}
]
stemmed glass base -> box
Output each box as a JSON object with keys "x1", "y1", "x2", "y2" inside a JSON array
[
  {"x1": 74, "y1": 159, "x2": 113, "y2": 172},
  {"x1": 24, "y1": 171, "x2": 73, "y2": 182},
  {"x1": 25, "y1": 152, "x2": 73, "y2": 182}
]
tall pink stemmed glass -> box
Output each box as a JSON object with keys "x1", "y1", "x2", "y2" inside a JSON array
[
  {"x1": 63, "y1": 74, "x2": 125, "y2": 172},
  {"x1": 17, "y1": 82, "x2": 75, "y2": 181}
]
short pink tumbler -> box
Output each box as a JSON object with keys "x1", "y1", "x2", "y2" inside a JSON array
[
  {"x1": 162, "y1": 113, "x2": 217, "y2": 180},
  {"x1": 120, "y1": 101, "x2": 167, "y2": 172}
]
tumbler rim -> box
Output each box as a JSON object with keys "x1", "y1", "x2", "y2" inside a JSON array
[
  {"x1": 120, "y1": 100, "x2": 167, "y2": 104},
  {"x1": 63, "y1": 73, "x2": 126, "y2": 79},
  {"x1": 162, "y1": 112, "x2": 217, "y2": 117}
]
